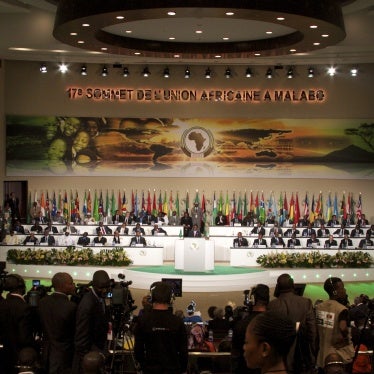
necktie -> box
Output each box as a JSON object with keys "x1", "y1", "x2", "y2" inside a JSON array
[
  {"x1": 137, "y1": 237, "x2": 139, "y2": 243},
  {"x1": 101, "y1": 227, "x2": 105, "y2": 235}
]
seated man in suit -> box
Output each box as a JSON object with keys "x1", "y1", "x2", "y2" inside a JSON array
[
  {"x1": 233, "y1": 232, "x2": 249, "y2": 247},
  {"x1": 116, "y1": 223, "x2": 129, "y2": 235},
  {"x1": 231, "y1": 213, "x2": 242, "y2": 225},
  {"x1": 284, "y1": 223, "x2": 300, "y2": 237},
  {"x1": 46, "y1": 222, "x2": 59, "y2": 234},
  {"x1": 40, "y1": 229, "x2": 56, "y2": 246},
  {"x1": 30, "y1": 219, "x2": 43, "y2": 234},
  {"x1": 93, "y1": 232, "x2": 107, "y2": 245},
  {"x1": 270, "y1": 233, "x2": 285, "y2": 247},
  {"x1": 96, "y1": 221, "x2": 112, "y2": 235},
  {"x1": 302, "y1": 223, "x2": 316, "y2": 237},
  {"x1": 168, "y1": 210, "x2": 180, "y2": 226},
  {"x1": 339, "y1": 233, "x2": 353, "y2": 249},
  {"x1": 269, "y1": 222, "x2": 283, "y2": 237},
  {"x1": 77, "y1": 232, "x2": 90, "y2": 246},
  {"x1": 350, "y1": 224, "x2": 364, "y2": 238},
  {"x1": 112, "y1": 231, "x2": 122, "y2": 245},
  {"x1": 287, "y1": 233, "x2": 301, "y2": 248},
  {"x1": 122, "y1": 211, "x2": 133, "y2": 225},
  {"x1": 130, "y1": 231, "x2": 147, "y2": 246},
  {"x1": 298, "y1": 215, "x2": 310, "y2": 227},
  {"x1": 63, "y1": 222, "x2": 78, "y2": 234},
  {"x1": 151, "y1": 224, "x2": 168, "y2": 236},
  {"x1": 327, "y1": 214, "x2": 340, "y2": 227},
  {"x1": 324, "y1": 235, "x2": 338, "y2": 248},
  {"x1": 215, "y1": 211, "x2": 227, "y2": 226},
  {"x1": 132, "y1": 223, "x2": 146, "y2": 235},
  {"x1": 23, "y1": 232, "x2": 39, "y2": 245},
  {"x1": 333, "y1": 224, "x2": 349, "y2": 237},
  {"x1": 251, "y1": 222, "x2": 265, "y2": 236},
  {"x1": 357, "y1": 214, "x2": 369, "y2": 227},
  {"x1": 306, "y1": 232, "x2": 320, "y2": 247},
  {"x1": 188, "y1": 224, "x2": 202, "y2": 237},
  {"x1": 358, "y1": 232, "x2": 374, "y2": 249},
  {"x1": 12, "y1": 220, "x2": 25, "y2": 234},
  {"x1": 317, "y1": 224, "x2": 330, "y2": 237},
  {"x1": 112, "y1": 209, "x2": 124, "y2": 224},
  {"x1": 242, "y1": 212, "x2": 255, "y2": 227},
  {"x1": 253, "y1": 233, "x2": 267, "y2": 247}
]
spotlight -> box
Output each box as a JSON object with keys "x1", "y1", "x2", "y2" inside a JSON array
[
  {"x1": 39, "y1": 63, "x2": 47, "y2": 73},
  {"x1": 123, "y1": 67, "x2": 129, "y2": 77},
  {"x1": 308, "y1": 67, "x2": 314, "y2": 78},
  {"x1": 163, "y1": 67, "x2": 170, "y2": 78},
  {"x1": 205, "y1": 68, "x2": 211, "y2": 79},
  {"x1": 184, "y1": 67, "x2": 191, "y2": 78},
  {"x1": 142, "y1": 67, "x2": 150, "y2": 77},
  {"x1": 101, "y1": 66, "x2": 108, "y2": 76},
  {"x1": 80, "y1": 65, "x2": 87, "y2": 75},
  {"x1": 350, "y1": 68, "x2": 358, "y2": 77},
  {"x1": 245, "y1": 68, "x2": 252, "y2": 78},
  {"x1": 225, "y1": 68, "x2": 231, "y2": 78},
  {"x1": 58, "y1": 63, "x2": 68, "y2": 74},
  {"x1": 287, "y1": 67, "x2": 294, "y2": 79},
  {"x1": 327, "y1": 66, "x2": 336, "y2": 76},
  {"x1": 266, "y1": 68, "x2": 273, "y2": 78}
]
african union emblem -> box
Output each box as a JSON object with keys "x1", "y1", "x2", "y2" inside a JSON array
[{"x1": 181, "y1": 126, "x2": 214, "y2": 158}]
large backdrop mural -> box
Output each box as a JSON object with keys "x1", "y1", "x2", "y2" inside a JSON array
[{"x1": 6, "y1": 116, "x2": 374, "y2": 178}]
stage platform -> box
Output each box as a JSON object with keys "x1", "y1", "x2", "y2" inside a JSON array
[{"x1": 6, "y1": 262, "x2": 373, "y2": 292}]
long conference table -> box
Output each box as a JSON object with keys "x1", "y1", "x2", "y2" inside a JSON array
[{"x1": 0, "y1": 224, "x2": 371, "y2": 266}]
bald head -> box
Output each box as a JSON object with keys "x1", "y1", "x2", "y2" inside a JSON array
[{"x1": 52, "y1": 272, "x2": 75, "y2": 295}]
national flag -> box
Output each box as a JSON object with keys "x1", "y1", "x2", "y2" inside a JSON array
[
  {"x1": 82, "y1": 191, "x2": 87, "y2": 216},
  {"x1": 141, "y1": 191, "x2": 146, "y2": 212},
  {"x1": 147, "y1": 190, "x2": 151, "y2": 214},
  {"x1": 259, "y1": 192, "x2": 265, "y2": 224},
  {"x1": 131, "y1": 190, "x2": 135, "y2": 213},
  {"x1": 58, "y1": 191, "x2": 62, "y2": 213},
  {"x1": 232, "y1": 191, "x2": 236, "y2": 214},
  {"x1": 202, "y1": 193, "x2": 207, "y2": 225},
  {"x1": 40, "y1": 192, "x2": 46, "y2": 217},
  {"x1": 194, "y1": 190, "x2": 200, "y2": 205},
  {"x1": 93, "y1": 190, "x2": 99, "y2": 222},
  {"x1": 152, "y1": 190, "x2": 157, "y2": 216},
  {"x1": 70, "y1": 190, "x2": 75, "y2": 218},
  {"x1": 356, "y1": 193, "x2": 362, "y2": 219},
  {"x1": 341, "y1": 193, "x2": 346, "y2": 219},
  {"x1": 237, "y1": 193, "x2": 243, "y2": 220},
  {"x1": 255, "y1": 192, "x2": 259, "y2": 218},
  {"x1": 326, "y1": 193, "x2": 332, "y2": 221},
  {"x1": 98, "y1": 191, "x2": 104, "y2": 215},
  {"x1": 134, "y1": 190, "x2": 139, "y2": 217},
  {"x1": 346, "y1": 192, "x2": 351, "y2": 219},
  {"x1": 163, "y1": 191, "x2": 168, "y2": 214},
  {"x1": 218, "y1": 191, "x2": 224, "y2": 213},
  {"x1": 224, "y1": 191, "x2": 230, "y2": 219},
  {"x1": 267, "y1": 193, "x2": 274, "y2": 219},
  {"x1": 289, "y1": 193, "x2": 295, "y2": 222},
  {"x1": 212, "y1": 192, "x2": 218, "y2": 225},
  {"x1": 309, "y1": 194, "x2": 315, "y2": 223},
  {"x1": 278, "y1": 192, "x2": 284, "y2": 225},
  {"x1": 315, "y1": 192, "x2": 322, "y2": 217},
  {"x1": 250, "y1": 191, "x2": 255, "y2": 214},
  {"x1": 333, "y1": 193, "x2": 338, "y2": 217},
  {"x1": 52, "y1": 191, "x2": 57, "y2": 216},
  {"x1": 272, "y1": 192, "x2": 278, "y2": 219},
  {"x1": 175, "y1": 192, "x2": 180, "y2": 217},
  {"x1": 118, "y1": 190, "x2": 122, "y2": 213},
  {"x1": 111, "y1": 190, "x2": 116, "y2": 216},
  {"x1": 294, "y1": 193, "x2": 300, "y2": 224},
  {"x1": 27, "y1": 191, "x2": 32, "y2": 224},
  {"x1": 105, "y1": 190, "x2": 110, "y2": 216},
  {"x1": 158, "y1": 191, "x2": 163, "y2": 213},
  {"x1": 243, "y1": 191, "x2": 248, "y2": 216},
  {"x1": 45, "y1": 192, "x2": 50, "y2": 219},
  {"x1": 63, "y1": 191, "x2": 69, "y2": 220},
  {"x1": 169, "y1": 191, "x2": 173, "y2": 213},
  {"x1": 283, "y1": 192, "x2": 288, "y2": 219},
  {"x1": 122, "y1": 190, "x2": 127, "y2": 212},
  {"x1": 303, "y1": 193, "x2": 309, "y2": 218},
  {"x1": 185, "y1": 191, "x2": 190, "y2": 213},
  {"x1": 87, "y1": 190, "x2": 92, "y2": 214}
]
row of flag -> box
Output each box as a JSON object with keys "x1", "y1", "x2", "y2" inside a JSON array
[{"x1": 27, "y1": 189, "x2": 364, "y2": 226}]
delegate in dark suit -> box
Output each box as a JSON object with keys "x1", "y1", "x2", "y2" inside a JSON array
[
  {"x1": 39, "y1": 292, "x2": 77, "y2": 373},
  {"x1": 339, "y1": 237, "x2": 353, "y2": 248},
  {"x1": 253, "y1": 235, "x2": 267, "y2": 247},
  {"x1": 40, "y1": 234, "x2": 56, "y2": 246},
  {"x1": 116, "y1": 224, "x2": 129, "y2": 235},
  {"x1": 77, "y1": 234, "x2": 90, "y2": 246},
  {"x1": 93, "y1": 235, "x2": 107, "y2": 245},
  {"x1": 324, "y1": 238, "x2": 338, "y2": 248},
  {"x1": 233, "y1": 236, "x2": 249, "y2": 247},
  {"x1": 130, "y1": 235, "x2": 147, "y2": 246},
  {"x1": 96, "y1": 224, "x2": 112, "y2": 235},
  {"x1": 270, "y1": 236, "x2": 285, "y2": 247},
  {"x1": 287, "y1": 237, "x2": 301, "y2": 247}
]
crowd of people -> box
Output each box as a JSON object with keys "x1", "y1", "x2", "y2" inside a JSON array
[{"x1": 0, "y1": 269, "x2": 372, "y2": 374}]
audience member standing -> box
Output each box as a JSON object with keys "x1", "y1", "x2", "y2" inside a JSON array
[
  {"x1": 72, "y1": 270, "x2": 111, "y2": 374},
  {"x1": 267, "y1": 273, "x2": 318, "y2": 374},
  {"x1": 38, "y1": 272, "x2": 77, "y2": 374},
  {"x1": 134, "y1": 281, "x2": 188, "y2": 373}
]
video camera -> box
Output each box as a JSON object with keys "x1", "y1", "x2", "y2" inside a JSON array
[
  {"x1": 233, "y1": 289, "x2": 253, "y2": 321},
  {"x1": 26, "y1": 280, "x2": 53, "y2": 307}
]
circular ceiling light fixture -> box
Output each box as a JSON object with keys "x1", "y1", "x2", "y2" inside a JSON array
[{"x1": 54, "y1": 0, "x2": 347, "y2": 59}]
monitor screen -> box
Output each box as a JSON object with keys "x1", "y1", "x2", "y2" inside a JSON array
[{"x1": 161, "y1": 278, "x2": 183, "y2": 297}]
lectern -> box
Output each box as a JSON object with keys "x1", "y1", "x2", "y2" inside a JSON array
[{"x1": 174, "y1": 238, "x2": 214, "y2": 271}]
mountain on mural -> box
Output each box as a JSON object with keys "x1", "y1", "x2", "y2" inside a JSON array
[{"x1": 321, "y1": 145, "x2": 374, "y2": 163}]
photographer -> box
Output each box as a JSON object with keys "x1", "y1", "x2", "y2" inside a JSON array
[
  {"x1": 134, "y1": 281, "x2": 188, "y2": 374},
  {"x1": 0, "y1": 274, "x2": 37, "y2": 374},
  {"x1": 72, "y1": 270, "x2": 111, "y2": 374},
  {"x1": 38, "y1": 272, "x2": 77, "y2": 374}
]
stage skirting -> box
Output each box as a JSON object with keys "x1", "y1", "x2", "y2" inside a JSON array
[{"x1": 5, "y1": 263, "x2": 373, "y2": 292}]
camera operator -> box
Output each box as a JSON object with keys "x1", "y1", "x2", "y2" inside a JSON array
[
  {"x1": 134, "y1": 281, "x2": 188, "y2": 374},
  {"x1": 231, "y1": 284, "x2": 269, "y2": 374},
  {"x1": 38, "y1": 272, "x2": 77, "y2": 374},
  {"x1": 72, "y1": 270, "x2": 111, "y2": 374},
  {"x1": 0, "y1": 274, "x2": 37, "y2": 374}
]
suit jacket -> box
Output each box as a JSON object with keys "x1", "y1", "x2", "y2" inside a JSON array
[
  {"x1": 350, "y1": 228, "x2": 363, "y2": 237},
  {"x1": 23, "y1": 235, "x2": 39, "y2": 245},
  {"x1": 358, "y1": 238, "x2": 373, "y2": 248},
  {"x1": 306, "y1": 238, "x2": 320, "y2": 247},
  {"x1": 188, "y1": 230, "x2": 202, "y2": 237},
  {"x1": 46, "y1": 225, "x2": 59, "y2": 234},
  {"x1": 270, "y1": 237, "x2": 285, "y2": 247},
  {"x1": 112, "y1": 214, "x2": 124, "y2": 224},
  {"x1": 93, "y1": 236, "x2": 107, "y2": 245},
  {"x1": 13, "y1": 225, "x2": 25, "y2": 234},
  {"x1": 132, "y1": 226, "x2": 146, "y2": 235},
  {"x1": 324, "y1": 239, "x2": 338, "y2": 248},
  {"x1": 339, "y1": 238, "x2": 353, "y2": 248},
  {"x1": 41, "y1": 235, "x2": 56, "y2": 246},
  {"x1": 77, "y1": 236, "x2": 90, "y2": 246},
  {"x1": 333, "y1": 228, "x2": 349, "y2": 236},
  {"x1": 317, "y1": 228, "x2": 330, "y2": 237},
  {"x1": 284, "y1": 228, "x2": 300, "y2": 237},
  {"x1": 1, "y1": 294, "x2": 36, "y2": 373},
  {"x1": 233, "y1": 237, "x2": 249, "y2": 247},
  {"x1": 215, "y1": 215, "x2": 227, "y2": 225},
  {"x1": 302, "y1": 228, "x2": 316, "y2": 237},
  {"x1": 96, "y1": 225, "x2": 112, "y2": 235},
  {"x1": 253, "y1": 238, "x2": 267, "y2": 247},
  {"x1": 112, "y1": 236, "x2": 121, "y2": 244},
  {"x1": 168, "y1": 215, "x2": 180, "y2": 226},
  {"x1": 152, "y1": 228, "x2": 168, "y2": 236},
  {"x1": 130, "y1": 236, "x2": 147, "y2": 246},
  {"x1": 30, "y1": 224, "x2": 43, "y2": 233},
  {"x1": 287, "y1": 238, "x2": 301, "y2": 247},
  {"x1": 63, "y1": 225, "x2": 78, "y2": 234},
  {"x1": 39, "y1": 293, "x2": 77, "y2": 373},
  {"x1": 251, "y1": 226, "x2": 266, "y2": 235},
  {"x1": 116, "y1": 226, "x2": 129, "y2": 235}
]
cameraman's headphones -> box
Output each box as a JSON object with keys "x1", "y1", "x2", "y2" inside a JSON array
[{"x1": 149, "y1": 281, "x2": 174, "y2": 304}]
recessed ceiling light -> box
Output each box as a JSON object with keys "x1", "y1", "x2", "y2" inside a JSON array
[
  {"x1": 226, "y1": 12, "x2": 234, "y2": 16},
  {"x1": 77, "y1": 40, "x2": 84, "y2": 44},
  {"x1": 70, "y1": 32, "x2": 77, "y2": 36},
  {"x1": 277, "y1": 17, "x2": 285, "y2": 21},
  {"x1": 327, "y1": 66, "x2": 336, "y2": 76},
  {"x1": 195, "y1": 30, "x2": 203, "y2": 34},
  {"x1": 134, "y1": 52, "x2": 141, "y2": 55},
  {"x1": 290, "y1": 48, "x2": 297, "y2": 52},
  {"x1": 116, "y1": 16, "x2": 124, "y2": 20},
  {"x1": 82, "y1": 23, "x2": 90, "y2": 27},
  {"x1": 313, "y1": 42, "x2": 320, "y2": 46},
  {"x1": 350, "y1": 68, "x2": 358, "y2": 77},
  {"x1": 254, "y1": 53, "x2": 261, "y2": 56},
  {"x1": 215, "y1": 55, "x2": 222, "y2": 58},
  {"x1": 167, "y1": 11, "x2": 176, "y2": 16},
  {"x1": 9, "y1": 47, "x2": 33, "y2": 51},
  {"x1": 310, "y1": 25, "x2": 318, "y2": 29},
  {"x1": 321, "y1": 34, "x2": 329, "y2": 38},
  {"x1": 125, "y1": 30, "x2": 132, "y2": 34},
  {"x1": 266, "y1": 31, "x2": 273, "y2": 34},
  {"x1": 101, "y1": 47, "x2": 108, "y2": 51},
  {"x1": 173, "y1": 54, "x2": 180, "y2": 58},
  {"x1": 169, "y1": 37, "x2": 175, "y2": 40},
  {"x1": 58, "y1": 63, "x2": 68, "y2": 74},
  {"x1": 222, "y1": 37, "x2": 229, "y2": 40}
]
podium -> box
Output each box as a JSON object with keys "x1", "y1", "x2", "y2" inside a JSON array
[{"x1": 174, "y1": 238, "x2": 215, "y2": 271}]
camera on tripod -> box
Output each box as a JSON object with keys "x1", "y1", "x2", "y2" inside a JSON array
[{"x1": 27, "y1": 279, "x2": 53, "y2": 307}]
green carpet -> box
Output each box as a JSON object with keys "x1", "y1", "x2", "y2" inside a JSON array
[{"x1": 129, "y1": 265, "x2": 265, "y2": 276}]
